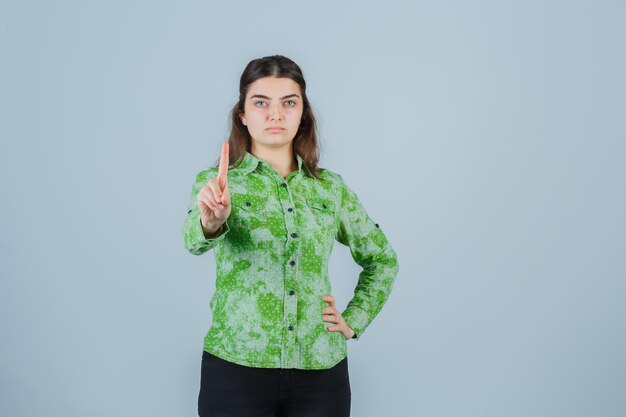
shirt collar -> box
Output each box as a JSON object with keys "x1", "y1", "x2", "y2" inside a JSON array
[{"x1": 237, "y1": 151, "x2": 303, "y2": 176}]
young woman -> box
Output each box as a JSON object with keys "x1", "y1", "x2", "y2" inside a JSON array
[{"x1": 182, "y1": 55, "x2": 399, "y2": 417}]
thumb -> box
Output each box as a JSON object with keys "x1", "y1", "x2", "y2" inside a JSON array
[{"x1": 217, "y1": 171, "x2": 227, "y2": 191}]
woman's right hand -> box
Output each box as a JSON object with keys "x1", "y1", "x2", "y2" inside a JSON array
[{"x1": 197, "y1": 141, "x2": 232, "y2": 234}]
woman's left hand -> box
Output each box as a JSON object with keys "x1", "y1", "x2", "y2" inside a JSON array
[{"x1": 322, "y1": 295, "x2": 356, "y2": 340}]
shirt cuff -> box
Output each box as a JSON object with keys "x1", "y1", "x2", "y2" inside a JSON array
[
  {"x1": 342, "y1": 305, "x2": 370, "y2": 341},
  {"x1": 186, "y1": 210, "x2": 230, "y2": 253}
]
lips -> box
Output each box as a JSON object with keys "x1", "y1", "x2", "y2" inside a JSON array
[{"x1": 266, "y1": 127, "x2": 285, "y2": 132}]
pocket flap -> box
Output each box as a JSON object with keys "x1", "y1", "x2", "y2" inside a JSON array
[
  {"x1": 231, "y1": 193, "x2": 267, "y2": 211},
  {"x1": 306, "y1": 197, "x2": 336, "y2": 213}
]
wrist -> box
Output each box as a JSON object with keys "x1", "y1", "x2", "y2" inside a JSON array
[{"x1": 201, "y1": 220, "x2": 225, "y2": 239}]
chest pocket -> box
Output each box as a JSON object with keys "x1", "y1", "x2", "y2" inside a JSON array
[
  {"x1": 305, "y1": 196, "x2": 337, "y2": 232},
  {"x1": 231, "y1": 193, "x2": 268, "y2": 229}
]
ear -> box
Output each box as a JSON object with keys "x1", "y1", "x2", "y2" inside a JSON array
[{"x1": 239, "y1": 112, "x2": 247, "y2": 126}]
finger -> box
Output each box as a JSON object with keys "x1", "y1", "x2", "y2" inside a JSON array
[
  {"x1": 322, "y1": 314, "x2": 338, "y2": 323},
  {"x1": 198, "y1": 189, "x2": 210, "y2": 205},
  {"x1": 220, "y1": 180, "x2": 230, "y2": 206},
  {"x1": 198, "y1": 195, "x2": 214, "y2": 212},
  {"x1": 208, "y1": 188, "x2": 225, "y2": 209},
  {"x1": 222, "y1": 176, "x2": 229, "y2": 196},
  {"x1": 217, "y1": 141, "x2": 229, "y2": 189},
  {"x1": 202, "y1": 196, "x2": 223, "y2": 213},
  {"x1": 323, "y1": 295, "x2": 335, "y2": 307},
  {"x1": 330, "y1": 323, "x2": 348, "y2": 333},
  {"x1": 207, "y1": 180, "x2": 224, "y2": 206},
  {"x1": 200, "y1": 188, "x2": 222, "y2": 210}
]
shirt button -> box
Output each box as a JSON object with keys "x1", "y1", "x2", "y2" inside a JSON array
[
  {"x1": 375, "y1": 223, "x2": 379, "y2": 228},
  {"x1": 291, "y1": 232, "x2": 298, "y2": 238},
  {"x1": 289, "y1": 260, "x2": 296, "y2": 266},
  {"x1": 281, "y1": 182, "x2": 287, "y2": 188},
  {"x1": 289, "y1": 290, "x2": 295, "y2": 295},
  {"x1": 288, "y1": 325, "x2": 294, "y2": 331},
  {"x1": 287, "y1": 207, "x2": 293, "y2": 212}
]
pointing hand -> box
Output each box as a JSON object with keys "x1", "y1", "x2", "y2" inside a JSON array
[{"x1": 197, "y1": 141, "x2": 232, "y2": 235}]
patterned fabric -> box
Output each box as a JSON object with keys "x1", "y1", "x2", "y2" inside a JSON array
[{"x1": 182, "y1": 151, "x2": 399, "y2": 369}]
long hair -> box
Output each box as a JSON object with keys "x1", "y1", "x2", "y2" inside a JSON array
[{"x1": 211, "y1": 55, "x2": 324, "y2": 180}]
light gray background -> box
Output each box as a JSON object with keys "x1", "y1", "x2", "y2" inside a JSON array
[{"x1": 1, "y1": 1, "x2": 625, "y2": 416}]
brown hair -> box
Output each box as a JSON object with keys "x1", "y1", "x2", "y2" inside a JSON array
[{"x1": 211, "y1": 55, "x2": 325, "y2": 180}]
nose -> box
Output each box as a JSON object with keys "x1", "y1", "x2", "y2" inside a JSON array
[{"x1": 269, "y1": 102, "x2": 283, "y2": 121}]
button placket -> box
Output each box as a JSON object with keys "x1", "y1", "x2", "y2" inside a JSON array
[{"x1": 278, "y1": 179, "x2": 299, "y2": 368}]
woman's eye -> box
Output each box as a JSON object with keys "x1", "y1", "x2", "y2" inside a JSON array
[{"x1": 254, "y1": 100, "x2": 296, "y2": 108}]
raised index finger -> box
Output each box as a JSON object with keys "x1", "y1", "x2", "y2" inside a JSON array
[{"x1": 217, "y1": 141, "x2": 229, "y2": 187}]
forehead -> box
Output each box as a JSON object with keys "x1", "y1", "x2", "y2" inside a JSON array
[{"x1": 247, "y1": 77, "x2": 301, "y2": 98}]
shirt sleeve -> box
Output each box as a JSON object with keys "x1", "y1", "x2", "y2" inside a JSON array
[
  {"x1": 181, "y1": 168, "x2": 230, "y2": 255},
  {"x1": 335, "y1": 173, "x2": 400, "y2": 340}
]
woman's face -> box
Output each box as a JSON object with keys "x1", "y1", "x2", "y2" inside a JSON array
[{"x1": 239, "y1": 76, "x2": 304, "y2": 150}]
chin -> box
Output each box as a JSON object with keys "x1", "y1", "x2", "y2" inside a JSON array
[{"x1": 265, "y1": 134, "x2": 294, "y2": 144}]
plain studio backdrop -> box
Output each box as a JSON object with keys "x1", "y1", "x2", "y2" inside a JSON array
[{"x1": 1, "y1": 1, "x2": 625, "y2": 416}]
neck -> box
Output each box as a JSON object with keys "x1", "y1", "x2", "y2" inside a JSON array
[{"x1": 251, "y1": 143, "x2": 298, "y2": 179}]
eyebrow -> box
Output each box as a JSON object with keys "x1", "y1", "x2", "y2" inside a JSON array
[{"x1": 249, "y1": 94, "x2": 300, "y2": 100}]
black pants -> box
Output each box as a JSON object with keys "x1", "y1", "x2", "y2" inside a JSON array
[{"x1": 198, "y1": 350, "x2": 351, "y2": 417}]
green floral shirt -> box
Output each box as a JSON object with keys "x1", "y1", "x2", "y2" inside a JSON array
[{"x1": 182, "y1": 151, "x2": 399, "y2": 370}]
